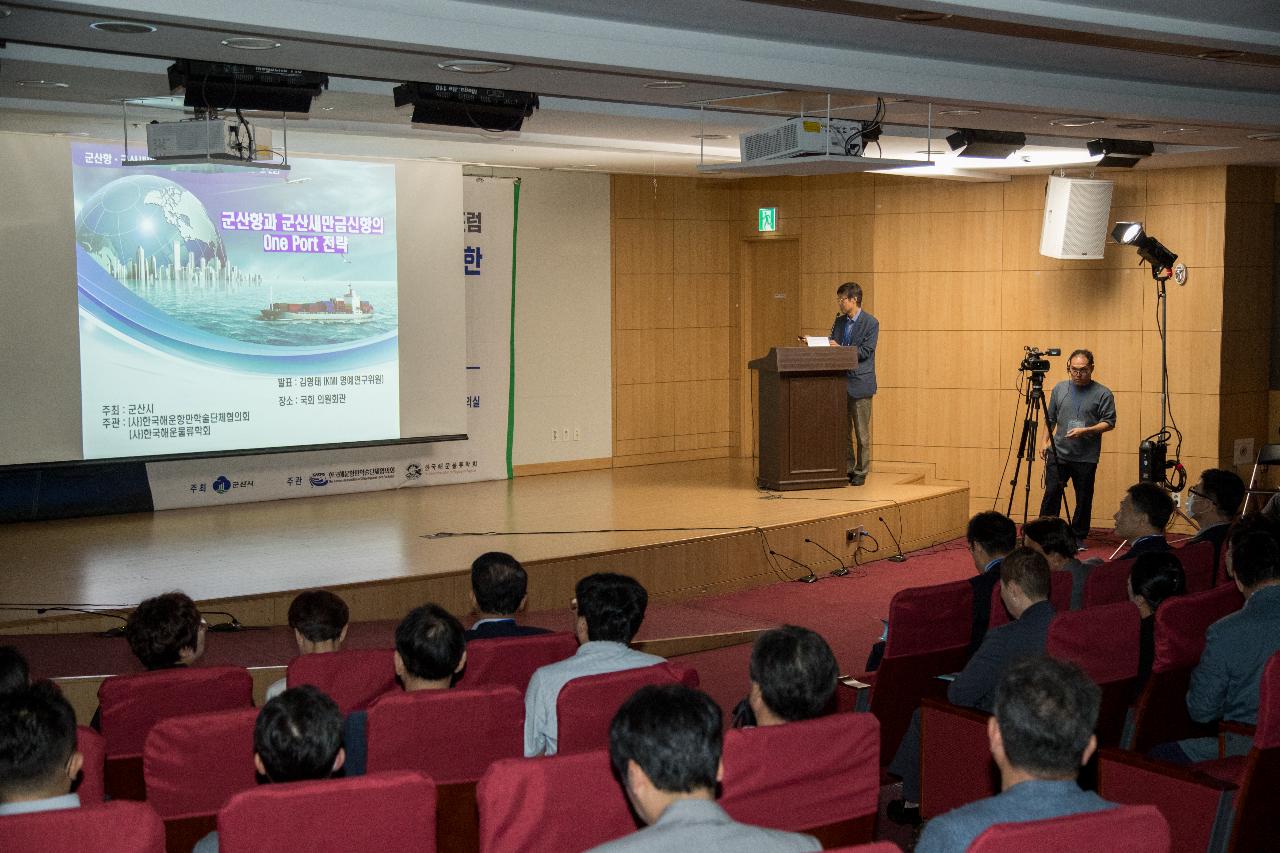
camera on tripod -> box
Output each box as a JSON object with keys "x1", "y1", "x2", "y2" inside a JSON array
[{"x1": 1019, "y1": 346, "x2": 1061, "y2": 378}]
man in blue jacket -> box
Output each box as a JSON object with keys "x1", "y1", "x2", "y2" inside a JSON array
[{"x1": 830, "y1": 281, "x2": 878, "y2": 486}]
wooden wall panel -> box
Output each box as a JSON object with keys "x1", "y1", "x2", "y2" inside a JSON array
[{"x1": 610, "y1": 167, "x2": 1271, "y2": 526}]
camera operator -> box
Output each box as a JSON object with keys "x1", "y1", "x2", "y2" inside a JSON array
[{"x1": 1038, "y1": 349, "x2": 1116, "y2": 542}]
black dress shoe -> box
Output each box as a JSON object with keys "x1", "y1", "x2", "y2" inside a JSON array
[
  {"x1": 848, "y1": 475, "x2": 866, "y2": 486},
  {"x1": 886, "y1": 799, "x2": 921, "y2": 826}
]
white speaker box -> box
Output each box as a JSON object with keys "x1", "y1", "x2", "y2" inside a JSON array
[{"x1": 1039, "y1": 176, "x2": 1115, "y2": 260}]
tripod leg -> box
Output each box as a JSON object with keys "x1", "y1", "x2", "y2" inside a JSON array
[{"x1": 1007, "y1": 407, "x2": 1034, "y2": 517}]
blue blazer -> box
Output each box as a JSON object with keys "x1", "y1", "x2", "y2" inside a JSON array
[{"x1": 830, "y1": 311, "x2": 879, "y2": 399}]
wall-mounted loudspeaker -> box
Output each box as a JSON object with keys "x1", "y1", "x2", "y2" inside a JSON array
[{"x1": 1039, "y1": 176, "x2": 1115, "y2": 260}]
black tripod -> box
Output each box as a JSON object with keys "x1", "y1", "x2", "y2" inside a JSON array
[{"x1": 1007, "y1": 369, "x2": 1071, "y2": 528}]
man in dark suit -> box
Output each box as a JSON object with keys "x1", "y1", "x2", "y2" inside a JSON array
[
  {"x1": 829, "y1": 281, "x2": 878, "y2": 486},
  {"x1": 887, "y1": 547, "x2": 1056, "y2": 825},
  {"x1": 1186, "y1": 469, "x2": 1245, "y2": 581},
  {"x1": 464, "y1": 552, "x2": 551, "y2": 640},
  {"x1": 1113, "y1": 482, "x2": 1174, "y2": 560},
  {"x1": 966, "y1": 511, "x2": 1018, "y2": 654}
]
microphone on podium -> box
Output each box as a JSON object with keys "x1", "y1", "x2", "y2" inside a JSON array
[{"x1": 770, "y1": 550, "x2": 818, "y2": 584}]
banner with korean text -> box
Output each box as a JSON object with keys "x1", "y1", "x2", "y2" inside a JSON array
[{"x1": 145, "y1": 176, "x2": 517, "y2": 509}]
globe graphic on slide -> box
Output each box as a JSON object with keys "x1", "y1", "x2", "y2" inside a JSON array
[{"x1": 75, "y1": 174, "x2": 227, "y2": 278}]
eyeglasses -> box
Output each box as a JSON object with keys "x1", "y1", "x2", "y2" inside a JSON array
[
  {"x1": 1068, "y1": 366, "x2": 1093, "y2": 375},
  {"x1": 1189, "y1": 488, "x2": 1208, "y2": 500}
]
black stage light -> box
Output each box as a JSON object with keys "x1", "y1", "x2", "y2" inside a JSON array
[
  {"x1": 1112, "y1": 221, "x2": 1143, "y2": 244},
  {"x1": 1111, "y1": 221, "x2": 1178, "y2": 274},
  {"x1": 945, "y1": 128, "x2": 1026, "y2": 158},
  {"x1": 1087, "y1": 138, "x2": 1154, "y2": 168}
]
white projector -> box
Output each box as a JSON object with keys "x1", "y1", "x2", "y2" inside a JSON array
[
  {"x1": 740, "y1": 117, "x2": 869, "y2": 162},
  {"x1": 145, "y1": 118, "x2": 272, "y2": 162}
]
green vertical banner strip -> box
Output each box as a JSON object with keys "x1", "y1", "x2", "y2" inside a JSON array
[{"x1": 506, "y1": 179, "x2": 520, "y2": 479}]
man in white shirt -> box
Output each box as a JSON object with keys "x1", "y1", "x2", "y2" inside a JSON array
[
  {"x1": 524, "y1": 573, "x2": 663, "y2": 756},
  {"x1": 0, "y1": 682, "x2": 84, "y2": 816}
]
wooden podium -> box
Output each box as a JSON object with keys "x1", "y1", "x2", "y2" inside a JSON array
[{"x1": 748, "y1": 347, "x2": 857, "y2": 491}]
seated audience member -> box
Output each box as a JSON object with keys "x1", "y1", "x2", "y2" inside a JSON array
[
  {"x1": 342, "y1": 602, "x2": 466, "y2": 775},
  {"x1": 465, "y1": 551, "x2": 551, "y2": 640},
  {"x1": 91, "y1": 590, "x2": 208, "y2": 730},
  {"x1": 966, "y1": 511, "x2": 1019, "y2": 653},
  {"x1": 0, "y1": 646, "x2": 30, "y2": 695},
  {"x1": 1128, "y1": 552, "x2": 1186, "y2": 688},
  {"x1": 914, "y1": 657, "x2": 1114, "y2": 853},
  {"x1": 0, "y1": 682, "x2": 84, "y2": 816},
  {"x1": 194, "y1": 686, "x2": 345, "y2": 853},
  {"x1": 586, "y1": 684, "x2": 820, "y2": 853},
  {"x1": 1186, "y1": 469, "x2": 1246, "y2": 572},
  {"x1": 266, "y1": 589, "x2": 351, "y2": 702},
  {"x1": 1022, "y1": 516, "x2": 1090, "y2": 610},
  {"x1": 125, "y1": 591, "x2": 208, "y2": 671},
  {"x1": 1112, "y1": 483, "x2": 1174, "y2": 559},
  {"x1": 888, "y1": 547, "x2": 1055, "y2": 825},
  {"x1": 1152, "y1": 522, "x2": 1280, "y2": 763},
  {"x1": 734, "y1": 625, "x2": 838, "y2": 728},
  {"x1": 524, "y1": 573, "x2": 664, "y2": 757}
]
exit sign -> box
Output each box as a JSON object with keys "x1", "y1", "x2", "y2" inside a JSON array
[{"x1": 758, "y1": 207, "x2": 777, "y2": 232}]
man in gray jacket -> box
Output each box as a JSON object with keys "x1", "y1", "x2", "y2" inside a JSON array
[{"x1": 587, "y1": 684, "x2": 819, "y2": 853}]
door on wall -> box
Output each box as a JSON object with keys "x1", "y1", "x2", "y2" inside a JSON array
[{"x1": 746, "y1": 238, "x2": 800, "y2": 457}]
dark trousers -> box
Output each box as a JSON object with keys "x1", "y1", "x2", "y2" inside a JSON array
[{"x1": 1039, "y1": 459, "x2": 1097, "y2": 540}]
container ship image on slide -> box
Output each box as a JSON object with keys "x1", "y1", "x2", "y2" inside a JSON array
[{"x1": 259, "y1": 286, "x2": 374, "y2": 322}]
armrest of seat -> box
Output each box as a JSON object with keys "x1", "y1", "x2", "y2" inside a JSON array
[
  {"x1": 838, "y1": 674, "x2": 875, "y2": 713},
  {"x1": 920, "y1": 699, "x2": 996, "y2": 819},
  {"x1": 1097, "y1": 747, "x2": 1237, "y2": 853},
  {"x1": 1219, "y1": 720, "x2": 1256, "y2": 739}
]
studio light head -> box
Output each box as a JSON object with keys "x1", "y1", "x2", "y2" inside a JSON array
[
  {"x1": 1111, "y1": 222, "x2": 1178, "y2": 274},
  {"x1": 1087, "y1": 138, "x2": 1154, "y2": 168}
]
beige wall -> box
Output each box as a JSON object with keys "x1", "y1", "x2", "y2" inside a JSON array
[{"x1": 612, "y1": 167, "x2": 1276, "y2": 527}]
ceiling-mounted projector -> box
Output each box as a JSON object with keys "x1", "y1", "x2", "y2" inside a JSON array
[
  {"x1": 167, "y1": 60, "x2": 328, "y2": 113},
  {"x1": 393, "y1": 83, "x2": 539, "y2": 132},
  {"x1": 946, "y1": 128, "x2": 1026, "y2": 159},
  {"x1": 739, "y1": 117, "x2": 879, "y2": 162}
]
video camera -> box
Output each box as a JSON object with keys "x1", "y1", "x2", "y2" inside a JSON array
[{"x1": 1019, "y1": 346, "x2": 1061, "y2": 375}]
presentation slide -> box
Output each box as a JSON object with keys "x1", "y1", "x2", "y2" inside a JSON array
[
  {"x1": 0, "y1": 132, "x2": 464, "y2": 469},
  {"x1": 72, "y1": 144, "x2": 402, "y2": 458}
]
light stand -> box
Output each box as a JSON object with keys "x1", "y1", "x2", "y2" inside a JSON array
[{"x1": 1112, "y1": 223, "x2": 1186, "y2": 493}]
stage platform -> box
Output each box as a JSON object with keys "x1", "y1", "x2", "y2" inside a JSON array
[{"x1": 0, "y1": 457, "x2": 969, "y2": 635}]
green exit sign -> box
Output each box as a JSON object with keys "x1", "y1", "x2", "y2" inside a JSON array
[{"x1": 758, "y1": 207, "x2": 777, "y2": 232}]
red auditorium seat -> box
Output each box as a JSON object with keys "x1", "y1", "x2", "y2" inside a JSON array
[
  {"x1": 97, "y1": 666, "x2": 253, "y2": 800},
  {"x1": 1128, "y1": 583, "x2": 1244, "y2": 753},
  {"x1": 988, "y1": 570, "x2": 1072, "y2": 629},
  {"x1": 366, "y1": 686, "x2": 524, "y2": 853},
  {"x1": 1174, "y1": 541, "x2": 1216, "y2": 593},
  {"x1": 1099, "y1": 651, "x2": 1280, "y2": 853},
  {"x1": 1082, "y1": 556, "x2": 1137, "y2": 608},
  {"x1": 0, "y1": 800, "x2": 166, "y2": 853},
  {"x1": 1046, "y1": 601, "x2": 1141, "y2": 747},
  {"x1": 476, "y1": 751, "x2": 638, "y2": 853},
  {"x1": 457, "y1": 631, "x2": 579, "y2": 693},
  {"x1": 218, "y1": 771, "x2": 437, "y2": 853},
  {"x1": 720, "y1": 712, "x2": 880, "y2": 847},
  {"x1": 555, "y1": 661, "x2": 699, "y2": 755},
  {"x1": 921, "y1": 602, "x2": 1141, "y2": 818},
  {"x1": 286, "y1": 648, "x2": 397, "y2": 714},
  {"x1": 967, "y1": 804, "x2": 1170, "y2": 853},
  {"x1": 77, "y1": 725, "x2": 106, "y2": 803},
  {"x1": 860, "y1": 578, "x2": 973, "y2": 766},
  {"x1": 143, "y1": 707, "x2": 258, "y2": 853}
]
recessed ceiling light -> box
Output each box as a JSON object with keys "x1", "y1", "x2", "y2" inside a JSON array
[
  {"x1": 895, "y1": 11, "x2": 952, "y2": 22},
  {"x1": 90, "y1": 21, "x2": 156, "y2": 34},
  {"x1": 1196, "y1": 49, "x2": 1245, "y2": 61},
  {"x1": 691, "y1": 133, "x2": 728, "y2": 140},
  {"x1": 644, "y1": 80, "x2": 686, "y2": 90},
  {"x1": 938, "y1": 109, "x2": 980, "y2": 116},
  {"x1": 17, "y1": 80, "x2": 70, "y2": 89},
  {"x1": 437, "y1": 60, "x2": 512, "y2": 74},
  {"x1": 221, "y1": 36, "x2": 281, "y2": 50},
  {"x1": 1246, "y1": 132, "x2": 1280, "y2": 142},
  {"x1": 1049, "y1": 117, "x2": 1105, "y2": 127},
  {"x1": 319, "y1": 106, "x2": 335, "y2": 111},
  {"x1": 1115, "y1": 122, "x2": 1153, "y2": 129},
  {"x1": 1161, "y1": 127, "x2": 1199, "y2": 135}
]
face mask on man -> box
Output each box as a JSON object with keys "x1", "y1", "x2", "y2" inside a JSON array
[{"x1": 1185, "y1": 492, "x2": 1199, "y2": 517}]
